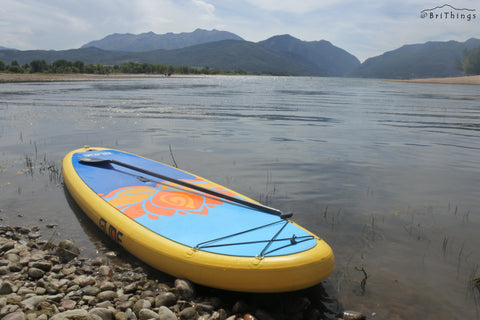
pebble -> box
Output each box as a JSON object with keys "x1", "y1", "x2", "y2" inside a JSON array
[
  {"x1": 139, "y1": 308, "x2": 160, "y2": 320},
  {"x1": 175, "y1": 279, "x2": 195, "y2": 299},
  {"x1": 341, "y1": 310, "x2": 367, "y2": 320},
  {"x1": 154, "y1": 291, "x2": 176, "y2": 307},
  {"x1": 0, "y1": 225, "x2": 364, "y2": 320},
  {"x1": 158, "y1": 306, "x2": 177, "y2": 320},
  {"x1": 180, "y1": 306, "x2": 198, "y2": 320},
  {"x1": 96, "y1": 290, "x2": 117, "y2": 302},
  {"x1": 27, "y1": 267, "x2": 44, "y2": 279}
]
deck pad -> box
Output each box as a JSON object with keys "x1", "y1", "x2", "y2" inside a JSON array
[{"x1": 72, "y1": 149, "x2": 315, "y2": 257}]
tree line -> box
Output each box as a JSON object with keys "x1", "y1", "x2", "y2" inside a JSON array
[
  {"x1": 0, "y1": 59, "x2": 248, "y2": 75},
  {"x1": 459, "y1": 47, "x2": 480, "y2": 75}
]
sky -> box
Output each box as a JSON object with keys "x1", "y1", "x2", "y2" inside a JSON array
[{"x1": 1, "y1": 0, "x2": 479, "y2": 62}]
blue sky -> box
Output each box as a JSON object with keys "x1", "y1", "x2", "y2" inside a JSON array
[{"x1": 1, "y1": 0, "x2": 478, "y2": 61}]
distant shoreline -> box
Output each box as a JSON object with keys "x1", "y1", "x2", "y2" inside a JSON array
[
  {"x1": 388, "y1": 75, "x2": 480, "y2": 85},
  {"x1": 1, "y1": 73, "x2": 480, "y2": 85},
  {"x1": 0, "y1": 73, "x2": 173, "y2": 83}
]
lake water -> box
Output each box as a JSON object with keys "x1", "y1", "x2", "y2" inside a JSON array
[{"x1": 1, "y1": 75, "x2": 479, "y2": 319}]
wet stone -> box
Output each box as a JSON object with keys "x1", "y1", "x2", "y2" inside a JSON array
[
  {"x1": 76, "y1": 275, "x2": 96, "y2": 287},
  {"x1": 123, "y1": 283, "x2": 137, "y2": 294},
  {"x1": 50, "y1": 309, "x2": 89, "y2": 320},
  {"x1": 0, "y1": 241, "x2": 15, "y2": 252},
  {"x1": 20, "y1": 295, "x2": 47, "y2": 310},
  {"x1": 17, "y1": 287, "x2": 35, "y2": 295},
  {"x1": 97, "y1": 290, "x2": 117, "y2": 302},
  {"x1": 158, "y1": 306, "x2": 177, "y2": 320},
  {"x1": 155, "y1": 291, "x2": 177, "y2": 307},
  {"x1": 95, "y1": 300, "x2": 114, "y2": 309},
  {"x1": 2, "y1": 311, "x2": 26, "y2": 320},
  {"x1": 139, "y1": 308, "x2": 160, "y2": 320},
  {"x1": 175, "y1": 279, "x2": 195, "y2": 299},
  {"x1": 98, "y1": 266, "x2": 112, "y2": 276},
  {"x1": 0, "y1": 281, "x2": 14, "y2": 294},
  {"x1": 29, "y1": 260, "x2": 52, "y2": 272},
  {"x1": 232, "y1": 300, "x2": 249, "y2": 314},
  {"x1": 60, "y1": 266, "x2": 76, "y2": 276},
  {"x1": 47, "y1": 294, "x2": 65, "y2": 302},
  {"x1": 91, "y1": 257, "x2": 106, "y2": 266},
  {"x1": 133, "y1": 299, "x2": 151, "y2": 315},
  {"x1": 28, "y1": 267, "x2": 45, "y2": 279},
  {"x1": 179, "y1": 306, "x2": 198, "y2": 320},
  {"x1": 8, "y1": 263, "x2": 22, "y2": 273},
  {"x1": 60, "y1": 299, "x2": 77, "y2": 310},
  {"x1": 56, "y1": 240, "x2": 80, "y2": 263},
  {"x1": 44, "y1": 282, "x2": 59, "y2": 294},
  {"x1": 89, "y1": 307, "x2": 114, "y2": 320},
  {"x1": 27, "y1": 231, "x2": 41, "y2": 239},
  {"x1": 99, "y1": 281, "x2": 116, "y2": 291},
  {"x1": 82, "y1": 285, "x2": 101, "y2": 296},
  {"x1": 341, "y1": 310, "x2": 366, "y2": 320},
  {"x1": 116, "y1": 300, "x2": 134, "y2": 310}
]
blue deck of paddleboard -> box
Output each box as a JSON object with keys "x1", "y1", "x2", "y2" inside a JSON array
[{"x1": 72, "y1": 149, "x2": 316, "y2": 257}]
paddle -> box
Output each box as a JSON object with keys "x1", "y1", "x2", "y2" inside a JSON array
[{"x1": 79, "y1": 157, "x2": 293, "y2": 219}]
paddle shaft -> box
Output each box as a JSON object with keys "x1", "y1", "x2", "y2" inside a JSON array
[{"x1": 80, "y1": 157, "x2": 287, "y2": 217}]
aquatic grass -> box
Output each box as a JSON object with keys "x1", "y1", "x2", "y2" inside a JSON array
[
  {"x1": 457, "y1": 241, "x2": 466, "y2": 274},
  {"x1": 169, "y1": 144, "x2": 178, "y2": 168},
  {"x1": 333, "y1": 254, "x2": 355, "y2": 293},
  {"x1": 354, "y1": 266, "x2": 368, "y2": 295},
  {"x1": 39, "y1": 158, "x2": 62, "y2": 185},
  {"x1": 362, "y1": 214, "x2": 383, "y2": 245},
  {"x1": 442, "y1": 236, "x2": 449, "y2": 257},
  {"x1": 469, "y1": 265, "x2": 480, "y2": 318},
  {"x1": 257, "y1": 170, "x2": 276, "y2": 206},
  {"x1": 24, "y1": 154, "x2": 34, "y2": 176},
  {"x1": 21, "y1": 144, "x2": 63, "y2": 185},
  {"x1": 322, "y1": 206, "x2": 342, "y2": 230}
]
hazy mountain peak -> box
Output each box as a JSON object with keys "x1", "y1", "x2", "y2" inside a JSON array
[
  {"x1": 258, "y1": 35, "x2": 360, "y2": 76},
  {"x1": 81, "y1": 29, "x2": 244, "y2": 52}
]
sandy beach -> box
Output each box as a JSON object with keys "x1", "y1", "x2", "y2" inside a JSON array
[{"x1": 388, "y1": 75, "x2": 480, "y2": 85}]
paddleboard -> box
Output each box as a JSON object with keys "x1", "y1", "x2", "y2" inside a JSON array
[{"x1": 62, "y1": 147, "x2": 334, "y2": 292}]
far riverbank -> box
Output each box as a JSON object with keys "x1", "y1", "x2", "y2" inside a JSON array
[
  {"x1": 0, "y1": 73, "x2": 171, "y2": 83},
  {"x1": 2, "y1": 73, "x2": 480, "y2": 85},
  {"x1": 388, "y1": 75, "x2": 480, "y2": 85}
]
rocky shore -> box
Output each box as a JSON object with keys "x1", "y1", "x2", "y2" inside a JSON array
[{"x1": 0, "y1": 226, "x2": 364, "y2": 320}]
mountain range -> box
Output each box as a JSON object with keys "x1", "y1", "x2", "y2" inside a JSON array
[
  {"x1": 349, "y1": 38, "x2": 480, "y2": 78},
  {"x1": 1, "y1": 29, "x2": 478, "y2": 78},
  {"x1": 81, "y1": 29, "x2": 244, "y2": 51}
]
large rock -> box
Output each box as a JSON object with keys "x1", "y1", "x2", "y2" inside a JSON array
[{"x1": 56, "y1": 240, "x2": 80, "y2": 263}]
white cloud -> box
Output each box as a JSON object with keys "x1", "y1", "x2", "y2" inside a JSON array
[
  {"x1": 245, "y1": 0, "x2": 337, "y2": 14},
  {"x1": 193, "y1": 0, "x2": 216, "y2": 16}
]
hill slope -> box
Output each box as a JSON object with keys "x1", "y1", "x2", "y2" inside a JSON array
[
  {"x1": 138, "y1": 40, "x2": 315, "y2": 74},
  {"x1": 259, "y1": 35, "x2": 360, "y2": 76},
  {"x1": 0, "y1": 41, "x2": 326, "y2": 75},
  {"x1": 81, "y1": 29, "x2": 244, "y2": 51},
  {"x1": 350, "y1": 38, "x2": 480, "y2": 79}
]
